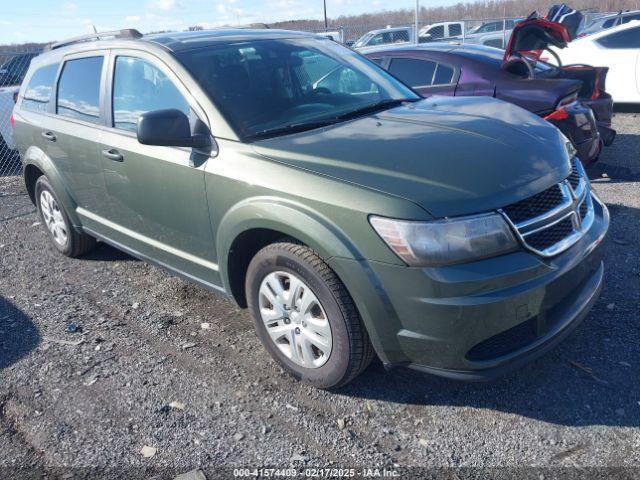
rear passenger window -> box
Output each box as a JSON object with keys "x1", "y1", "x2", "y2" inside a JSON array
[
  {"x1": 22, "y1": 63, "x2": 58, "y2": 112},
  {"x1": 433, "y1": 63, "x2": 455, "y2": 85},
  {"x1": 57, "y1": 56, "x2": 103, "y2": 124},
  {"x1": 388, "y1": 58, "x2": 436, "y2": 88},
  {"x1": 112, "y1": 56, "x2": 190, "y2": 132}
]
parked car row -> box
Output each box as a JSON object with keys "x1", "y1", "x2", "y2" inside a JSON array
[
  {"x1": 578, "y1": 9, "x2": 640, "y2": 37},
  {"x1": 352, "y1": 19, "x2": 524, "y2": 49},
  {"x1": 364, "y1": 17, "x2": 618, "y2": 165},
  {"x1": 13, "y1": 28, "x2": 610, "y2": 389}
]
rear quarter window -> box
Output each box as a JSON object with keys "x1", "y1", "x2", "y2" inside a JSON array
[
  {"x1": 22, "y1": 63, "x2": 58, "y2": 112},
  {"x1": 433, "y1": 63, "x2": 455, "y2": 85},
  {"x1": 56, "y1": 56, "x2": 104, "y2": 124}
]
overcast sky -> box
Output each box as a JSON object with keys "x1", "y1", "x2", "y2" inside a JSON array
[{"x1": 1, "y1": 0, "x2": 463, "y2": 44}]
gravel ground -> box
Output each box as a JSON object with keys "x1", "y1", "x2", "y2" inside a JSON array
[{"x1": 0, "y1": 112, "x2": 639, "y2": 478}]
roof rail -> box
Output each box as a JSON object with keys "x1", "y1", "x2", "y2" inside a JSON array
[{"x1": 45, "y1": 29, "x2": 143, "y2": 51}]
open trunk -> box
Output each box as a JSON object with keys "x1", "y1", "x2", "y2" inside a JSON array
[{"x1": 501, "y1": 14, "x2": 615, "y2": 146}]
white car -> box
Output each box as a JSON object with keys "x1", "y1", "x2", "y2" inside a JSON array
[
  {"x1": 0, "y1": 85, "x2": 19, "y2": 150},
  {"x1": 551, "y1": 20, "x2": 640, "y2": 103}
]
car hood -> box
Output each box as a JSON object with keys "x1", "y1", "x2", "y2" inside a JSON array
[
  {"x1": 503, "y1": 16, "x2": 570, "y2": 65},
  {"x1": 252, "y1": 96, "x2": 571, "y2": 218}
]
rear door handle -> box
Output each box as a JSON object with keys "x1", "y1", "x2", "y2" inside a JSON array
[
  {"x1": 101, "y1": 149, "x2": 124, "y2": 162},
  {"x1": 41, "y1": 131, "x2": 56, "y2": 142}
]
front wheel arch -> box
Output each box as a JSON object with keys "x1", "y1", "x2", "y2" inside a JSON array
[{"x1": 217, "y1": 198, "x2": 362, "y2": 307}]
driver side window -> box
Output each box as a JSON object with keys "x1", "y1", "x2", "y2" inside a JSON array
[{"x1": 112, "y1": 56, "x2": 191, "y2": 132}]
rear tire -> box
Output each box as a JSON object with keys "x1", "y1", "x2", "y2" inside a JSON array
[
  {"x1": 246, "y1": 242, "x2": 374, "y2": 389},
  {"x1": 35, "y1": 176, "x2": 96, "y2": 257}
]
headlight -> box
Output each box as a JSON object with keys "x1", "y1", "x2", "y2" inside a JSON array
[{"x1": 370, "y1": 214, "x2": 519, "y2": 267}]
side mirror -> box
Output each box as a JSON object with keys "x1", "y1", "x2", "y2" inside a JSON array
[{"x1": 137, "y1": 109, "x2": 209, "y2": 148}]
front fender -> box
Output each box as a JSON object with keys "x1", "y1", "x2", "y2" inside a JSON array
[
  {"x1": 23, "y1": 146, "x2": 82, "y2": 227},
  {"x1": 216, "y1": 196, "x2": 362, "y2": 294}
]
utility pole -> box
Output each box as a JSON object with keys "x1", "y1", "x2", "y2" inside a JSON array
[
  {"x1": 415, "y1": 0, "x2": 420, "y2": 44},
  {"x1": 324, "y1": 0, "x2": 328, "y2": 29}
]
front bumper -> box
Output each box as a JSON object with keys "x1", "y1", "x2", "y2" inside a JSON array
[{"x1": 329, "y1": 194, "x2": 609, "y2": 380}]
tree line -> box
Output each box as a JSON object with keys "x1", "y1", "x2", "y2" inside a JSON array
[{"x1": 1, "y1": 0, "x2": 638, "y2": 49}]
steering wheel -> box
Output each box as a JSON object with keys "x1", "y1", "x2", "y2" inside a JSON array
[{"x1": 503, "y1": 55, "x2": 535, "y2": 79}]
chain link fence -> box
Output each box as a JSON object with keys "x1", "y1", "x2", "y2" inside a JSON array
[
  {"x1": 0, "y1": 48, "x2": 40, "y2": 177},
  {"x1": 303, "y1": 10, "x2": 615, "y2": 48}
]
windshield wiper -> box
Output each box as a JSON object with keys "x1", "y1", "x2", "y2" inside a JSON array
[
  {"x1": 336, "y1": 98, "x2": 416, "y2": 121},
  {"x1": 245, "y1": 119, "x2": 338, "y2": 141},
  {"x1": 245, "y1": 98, "x2": 417, "y2": 141}
]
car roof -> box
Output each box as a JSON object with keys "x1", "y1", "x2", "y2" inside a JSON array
[
  {"x1": 360, "y1": 26, "x2": 411, "y2": 36},
  {"x1": 145, "y1": 28, "x2": 317, "y2": 51},
  {"x1": 360, "y1": 42, "x2": 501, "y2": 56},
  {"x1": 42, "y1": 28, "x2": 319, "y2": 57}
]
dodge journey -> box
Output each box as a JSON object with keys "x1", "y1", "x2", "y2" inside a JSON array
[{"x1": 13, "y1": 29, "x2": 609, "y2": 388}]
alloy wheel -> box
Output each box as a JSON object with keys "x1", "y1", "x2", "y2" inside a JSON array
[
  {"x1": 40, "y1": 190, "x2": 68, "y2": 247},
  {"x1": 258, "y1": 271, "x2": 333, "y2": 368}
]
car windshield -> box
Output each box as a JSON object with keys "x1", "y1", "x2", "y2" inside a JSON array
[
  {"x1": 177, "y1": 37, "x2": 418, "y2": 140},
  {"x1": 353, "y1": 33, "x2": 374, "y2": 48}
]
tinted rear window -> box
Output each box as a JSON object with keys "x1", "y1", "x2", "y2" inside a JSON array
[
  {"x1": 22, "y1": 63, "x2": 58, "y2": 112},
  {"x1": 57, "y1": 56, "x2": 103, "y2": 123}
]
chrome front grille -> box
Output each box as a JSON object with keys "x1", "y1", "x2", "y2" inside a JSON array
[{"x1": 501, "y1": 159, "x2": 594, "y2": 257}]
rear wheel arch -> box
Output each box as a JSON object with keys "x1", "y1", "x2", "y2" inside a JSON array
[
  {"x1": 24, "y1": 163, "x2": 44, "y2": 204},
  {"x1": 22, "y1": 149, "x2": 81, "y2": 227}
]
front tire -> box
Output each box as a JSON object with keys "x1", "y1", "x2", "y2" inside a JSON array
[
  {"x1": 35, "y1": 176, "x2": 96, "y2": 257},
  {"x1": 246, "y1": 242, "x2": 374, "y2": 389}
]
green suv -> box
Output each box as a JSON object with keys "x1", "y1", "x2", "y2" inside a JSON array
[{"x1": 14, "y1": 29, "x2": 609, "y2": 388}]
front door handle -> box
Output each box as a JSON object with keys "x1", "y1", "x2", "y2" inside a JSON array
[
  {"x1": 101, "y1": 149, "x2": 124, "y2": 162},
  {"x1": 41, "y1": 131, "x2": 56, "y2": 142}
]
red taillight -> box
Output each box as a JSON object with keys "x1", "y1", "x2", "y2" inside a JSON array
[
  {"x1": 545, "y1": 108, "x2": 569, "y2": 121},
  {"x1": 10, "y1": 113, "x2": 15, "y2": 130},
  {"x1": 591, "y1": 70, "x2": 601, "y2": 100}
]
